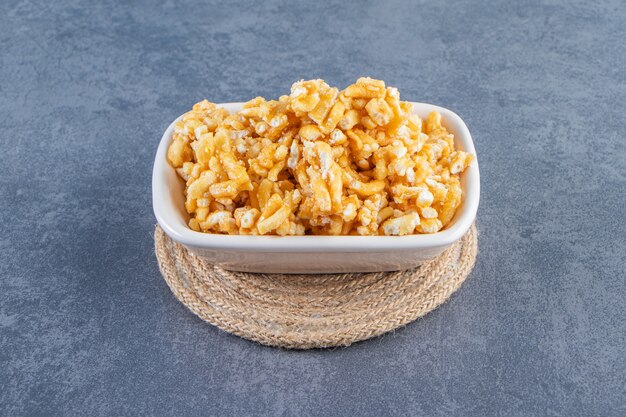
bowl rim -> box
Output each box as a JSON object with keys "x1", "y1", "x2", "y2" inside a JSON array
[{"x1": 153, "y1": 102, "x2": 480, "y2": 253}]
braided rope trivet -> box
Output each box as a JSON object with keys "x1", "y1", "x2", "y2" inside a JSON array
[{"x1": 154, "y1": 224, "x2": 478, "y2": 349}]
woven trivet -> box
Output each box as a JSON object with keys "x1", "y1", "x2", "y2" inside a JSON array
[{"x1": 154, "y1": 224, "x2": 478, "y2": 349}]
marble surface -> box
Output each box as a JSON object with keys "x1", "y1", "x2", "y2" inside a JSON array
[{"x1": 1, "y1": 0, "x2": 624, "y2": 415}]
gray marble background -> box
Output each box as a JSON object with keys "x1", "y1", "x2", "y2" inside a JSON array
[{"x1": 1, "y1": 0, "x2": 624, "y2": 416}]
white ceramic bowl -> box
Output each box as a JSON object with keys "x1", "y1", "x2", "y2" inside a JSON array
[{"x1": 153, "y1": 102, "x2": 479, "y2": 273}]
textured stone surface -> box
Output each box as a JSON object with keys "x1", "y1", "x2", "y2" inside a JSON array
[{"x1": 1, "y1": 0, "x2": 624, "y2": 415}]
